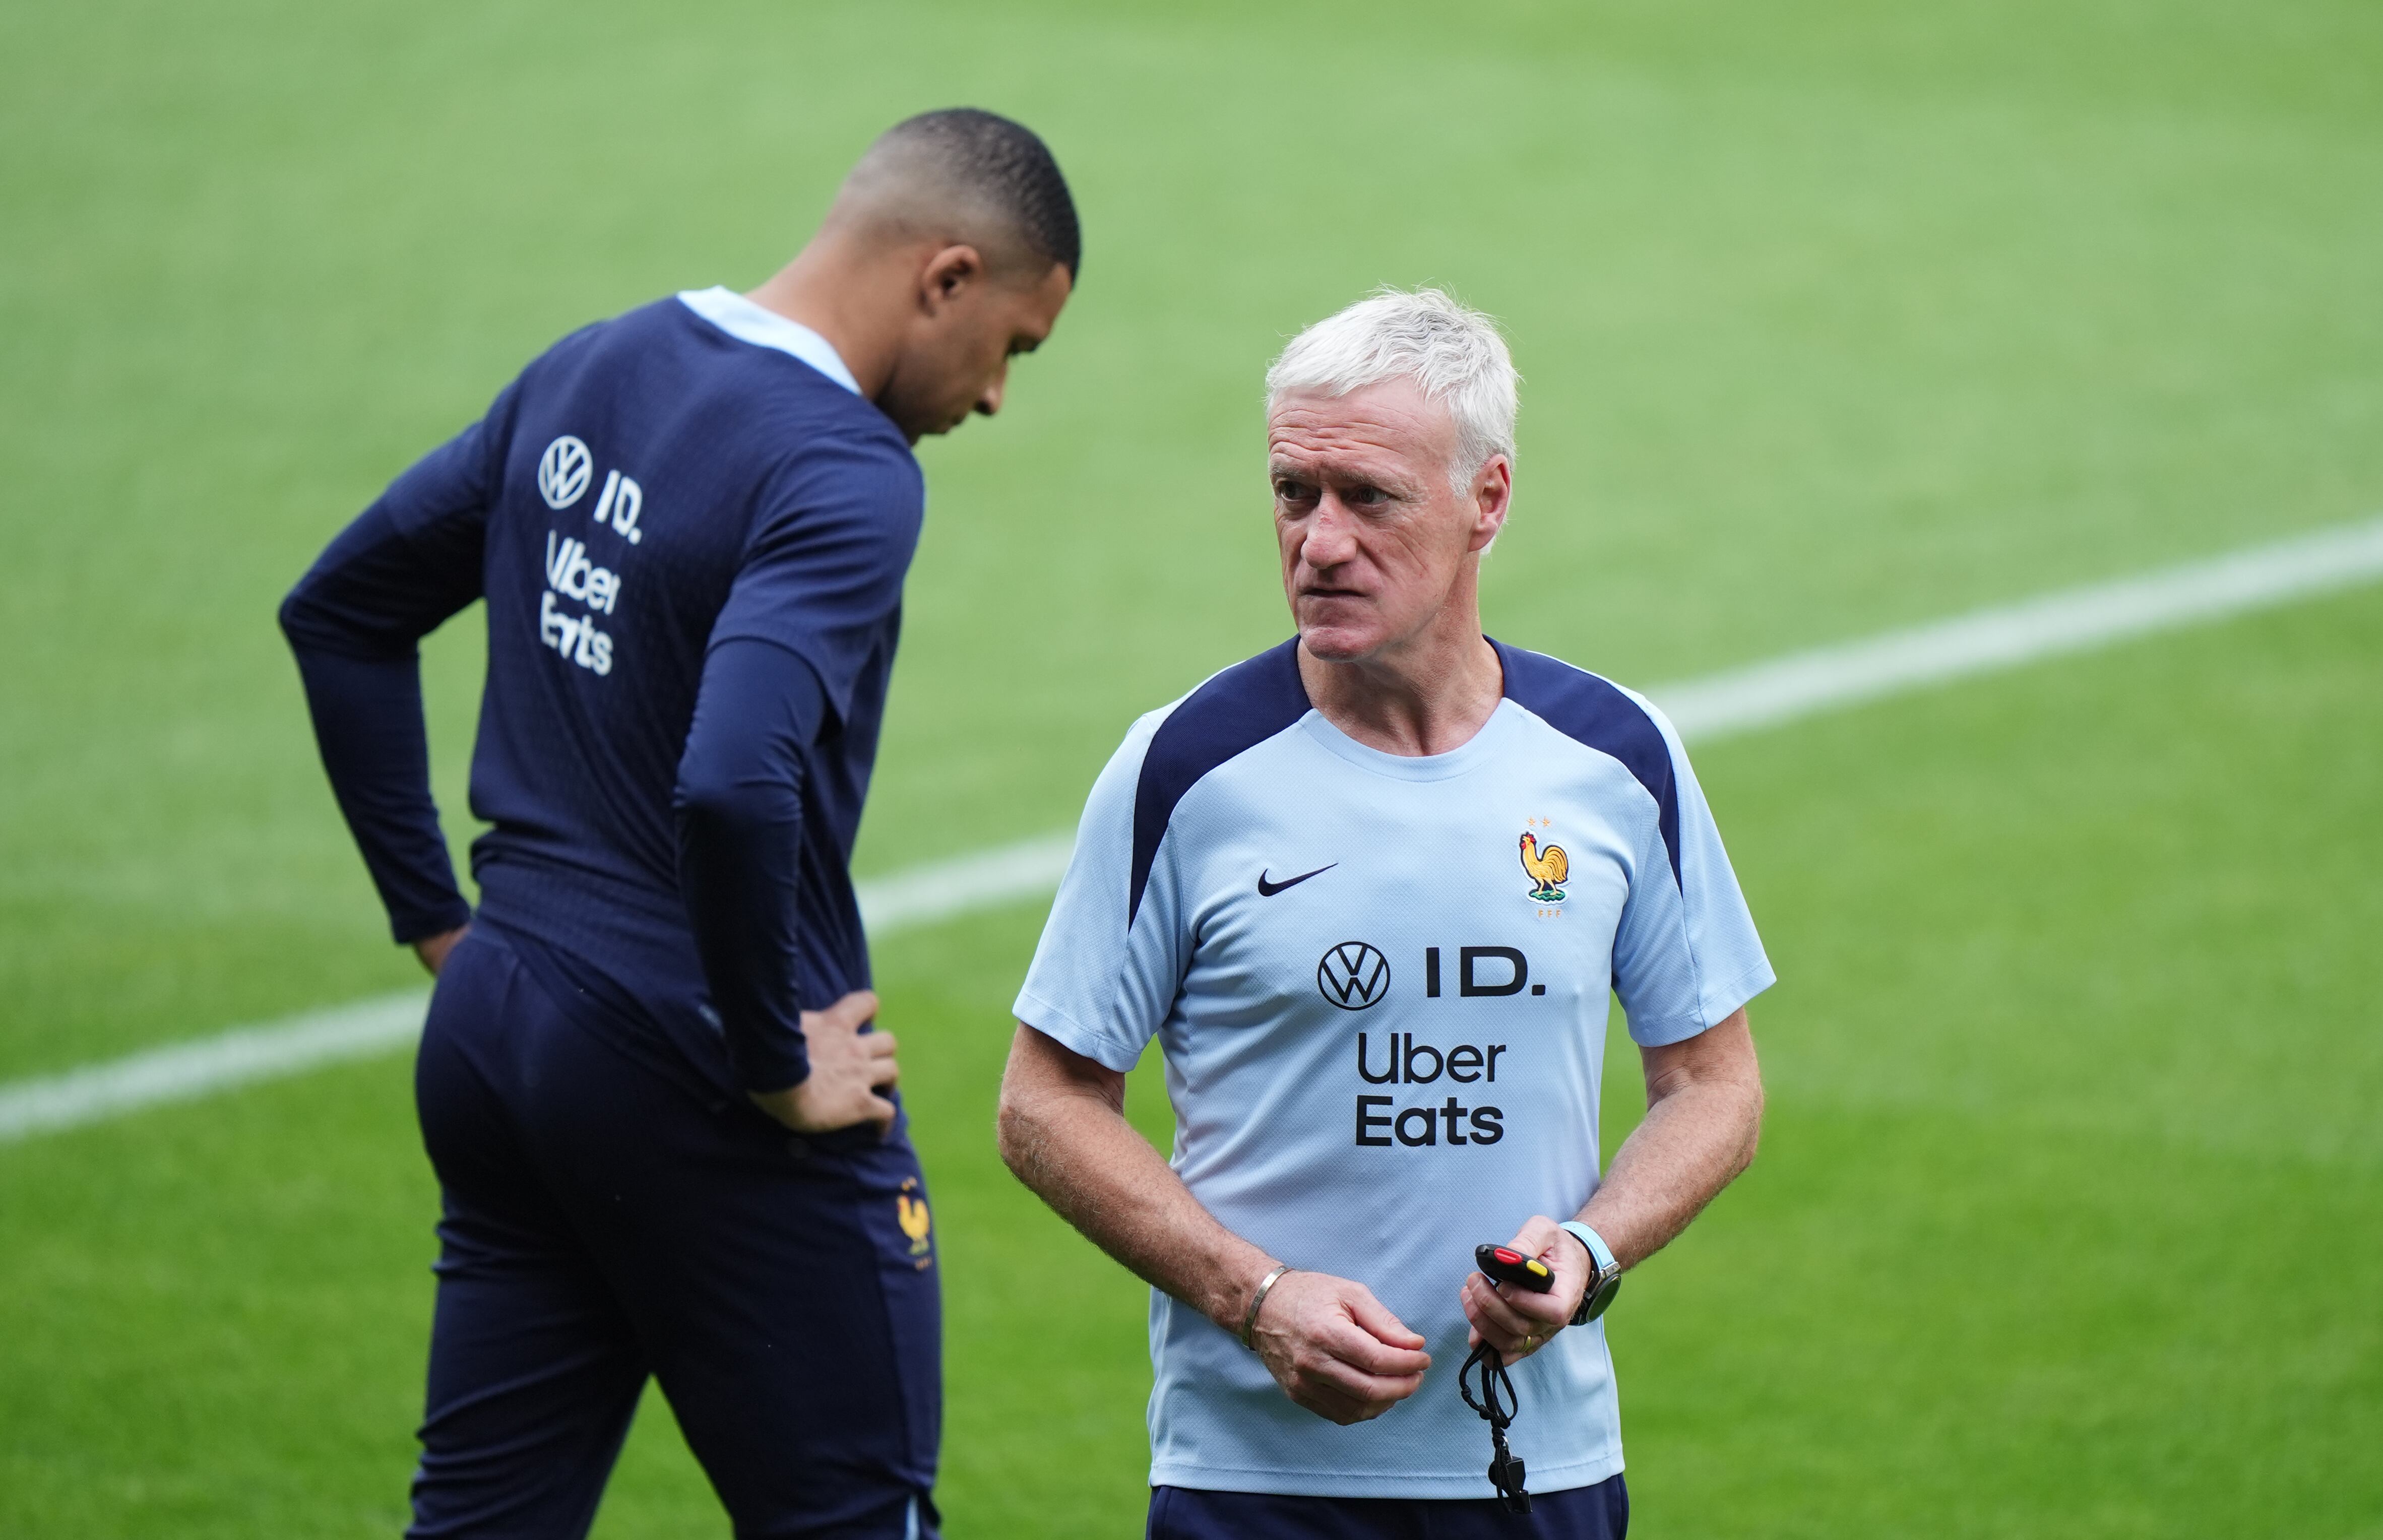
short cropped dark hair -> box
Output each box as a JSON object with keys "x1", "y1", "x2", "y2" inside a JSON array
[{"x1": 877, "y1": 108, "x2": 1081, "y2": 279}]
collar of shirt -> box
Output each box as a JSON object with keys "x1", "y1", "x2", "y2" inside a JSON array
[{"x1": 675, "y1": 287, "x2": 862, "y2": 396}]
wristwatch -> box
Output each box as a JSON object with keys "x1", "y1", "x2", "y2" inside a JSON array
[{"x1": 1558, "y1": 1221, "x2": 1622, "y2": 1325}]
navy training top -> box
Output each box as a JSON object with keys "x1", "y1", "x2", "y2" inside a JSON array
[{"x1": 280, "y1": 292, "x2": 923, "y2": 1102}]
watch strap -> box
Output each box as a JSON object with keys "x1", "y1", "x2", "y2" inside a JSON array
[{"x1": 1559, "y1": 1222, "x2": 1621, "y2": 1326}]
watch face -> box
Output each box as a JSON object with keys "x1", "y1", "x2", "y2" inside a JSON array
[{"x1": 1579, "y1": 1273, "x2": 1621, "y2": 1324}]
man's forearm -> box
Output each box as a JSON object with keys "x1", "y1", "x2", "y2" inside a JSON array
[
  {"x1": 997, "y1": 1026, "x2": 1274, "y2": 1330},
  {"x1": 286, "y1": 644, "x2": 472, "y2": 943},
  {"x1": 1579, "y1": 1009, "x2": 1763, "y2": 1269},
  {"x1": 281, "y1": 491, "x2": 489, "y2": 946},
  {"x1": 675, "y1": 776, "x2": 811, "y2": 1092},
  {"x1": 673, "y1": 639, "x2": 831, "y2": 1093}
]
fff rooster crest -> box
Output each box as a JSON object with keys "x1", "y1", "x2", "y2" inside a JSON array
[
  {"x1": 895, "y1": 1176, "x2": 933, "y2": 1263},
  {"x1": 1518, "y1": 827, "x2": 1569, "y2": 904}
]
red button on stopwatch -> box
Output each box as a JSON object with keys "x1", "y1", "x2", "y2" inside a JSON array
[{"x1": 1474, "y1": 1243, "x2": 1556, "y2": 1293}]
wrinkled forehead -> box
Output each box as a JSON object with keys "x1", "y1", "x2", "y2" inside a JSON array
[{"x1": 1266, "y1": 380, "x2": 1457, "y2": 479}]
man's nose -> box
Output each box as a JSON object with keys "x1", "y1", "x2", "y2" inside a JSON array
[
  {"x1": 1300, "y1": 500, "x2": 1360, "y2": 567},
  {"x1": 974, "y1": 360, "x2": 1010, "y2": 418}
]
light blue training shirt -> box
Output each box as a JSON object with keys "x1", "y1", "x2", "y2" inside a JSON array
[{"x1": 1015, "y1": 637, "x2": 1775, "y2": 1500}]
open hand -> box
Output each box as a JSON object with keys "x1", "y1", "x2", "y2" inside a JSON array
[
  {"x1": 748, "y1": 990, "x2": 899, "y2": 1137},
  {"x1": 1248, "y1": 1269, "x2": 1431, "y2": 1425},
  {"x1": 1460, "y1": 1215, "x2": 1589, "y2": 1362}
]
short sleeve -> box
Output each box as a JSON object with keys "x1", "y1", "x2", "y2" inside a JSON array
[
  {"x1": 1013, "y1": 712, "x2": 1193, "y2": 1072},
  {"x1": 1609, "y1": 693, "x2": 1775, "y2": 1046},
  {"x1": 708, "y1": 434, "x2": 924, "y2": 720}
]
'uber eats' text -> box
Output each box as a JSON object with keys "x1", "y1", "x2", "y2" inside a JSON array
[
  {"x1": 541, "y1": 531, "x2": 622, "y2": 675},
  {"x1": 1353, "y1": 1033, "x2": 1506, "y2": 1146}
]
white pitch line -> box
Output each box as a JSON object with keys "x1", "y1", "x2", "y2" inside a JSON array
[
  {"x1": 854, "y1": 829, "x2": 1078, "y2": 935},
  {"x1": 0, "y1": 991, "x2": 431, "y2": 1144},
  {"x1": 1650, "y1": 515, "x2": 2383, "y2": 741},
  {"x1": 0, "y1": 843, "x2": 1081, "y2": 1145},
  {"x1": 5, "y1": 516, "x2": 2380, "y2": 1145}
]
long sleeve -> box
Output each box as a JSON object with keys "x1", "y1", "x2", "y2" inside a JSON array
[
  {"x1": 280, "y1": 409, "x2": 503, "y2": 943},
  {"x1": 672, "y1": 637, "x2": 833, "y2": 1092}
]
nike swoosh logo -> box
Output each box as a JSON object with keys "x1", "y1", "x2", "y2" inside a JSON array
[{"x1": 1257, "y1": 864, "x2": 1337, "y2": 897}]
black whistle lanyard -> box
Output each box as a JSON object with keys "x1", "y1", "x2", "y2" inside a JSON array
[
  {"x1": 1462, "y1": 1243, "x2": 1552, "y2": 1514},
  {"x1": 1458, "y1": 1340, "x2": 1532, "y2": 1514}
]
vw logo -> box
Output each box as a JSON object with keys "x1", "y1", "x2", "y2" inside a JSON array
[
  {"x1": 1316, "y1": 941, "x2": 1391, "y2": 1011},
  {"x1": 537, "y1": 435, "x2": 593, "y2": 509}
]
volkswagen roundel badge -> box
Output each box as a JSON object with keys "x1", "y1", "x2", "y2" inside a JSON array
[
  {"x1": 538, "y1": 435, "x2": 594, "y2": 510},
  {"x1": 1316, "y1": 941, "x2": 1391, "y2": 1011}
]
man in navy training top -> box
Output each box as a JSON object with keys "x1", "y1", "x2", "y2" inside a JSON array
[
  {"x1": 998, "y1": 289, "x2": 1772, "y2": 1539},
  {"x1": 281, "y1": 109, "x2": 1077, "y2": 1539}
]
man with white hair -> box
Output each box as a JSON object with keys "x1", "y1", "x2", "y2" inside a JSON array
[{"x1": 997, "y1": 288, "x2": 1772, "y2": 1537}]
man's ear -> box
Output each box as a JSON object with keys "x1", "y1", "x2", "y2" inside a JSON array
[
  {"x1": 1468, "y1": 455, "x2": 1514, "y2": 553},
  {"x1": 918, "y1": 244, "x2": 985, "y2": 315}
]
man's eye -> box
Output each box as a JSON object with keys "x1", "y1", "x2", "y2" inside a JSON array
[
  {"x1": 1349, "y1": 486, "x2": 1388, "y2": 506},
  {"x1": 1275, "y1": 480, "x2": 1314, "y2": 502}
]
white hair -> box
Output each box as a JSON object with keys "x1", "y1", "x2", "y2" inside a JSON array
[{"x1": 1265, "y1": 286, "x2": 1519, "y2": 494}]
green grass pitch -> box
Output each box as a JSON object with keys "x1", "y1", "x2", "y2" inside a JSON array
[{"x1": 3, "y1": 0, "x2": 2380, "y2": 1534}]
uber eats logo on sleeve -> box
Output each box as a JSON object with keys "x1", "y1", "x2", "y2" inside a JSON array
[
  {"x1": 1320, "y1": 942, "x2": 1547, "y2": 1149},
  {"x1": 535, "y1": 434, "x2": 652, "y2": 677}
]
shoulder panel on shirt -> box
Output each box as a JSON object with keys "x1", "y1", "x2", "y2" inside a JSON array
[
  {"x1": 1130, "y1": 639, "x2": 1311, "y2": 925},
  {"x1": 1494, "y1": 638, "x2": 1681, "y2": 886}
]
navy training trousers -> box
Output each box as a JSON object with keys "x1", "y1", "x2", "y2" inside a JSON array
[
  {"x1": 1148, "y1": 1476, "x2": 1627, "y2": 1540},
  {"x1": 407, "y1": 927, "x2": 940, "y2": 1538}
]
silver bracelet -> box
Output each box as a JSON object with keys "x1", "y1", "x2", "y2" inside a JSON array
[{"x1": 1241, "y1": 1263, "x2": 1295, "y2": 1349}]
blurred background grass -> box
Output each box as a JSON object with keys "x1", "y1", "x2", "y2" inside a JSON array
[{"x1": 1, "y1": 0, "x2": 2377, "y2": 1533}]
